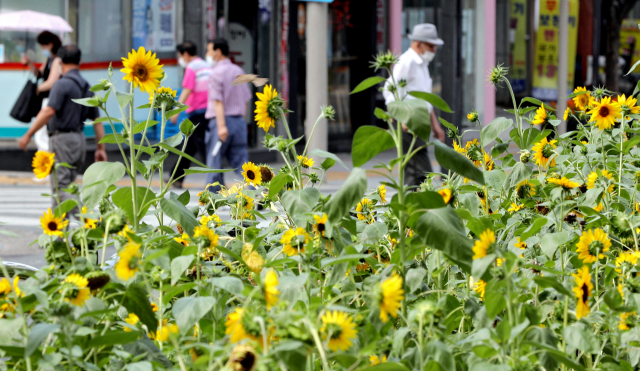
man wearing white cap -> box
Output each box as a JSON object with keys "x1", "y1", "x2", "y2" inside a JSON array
[{"x1": 384, "y1": 23, "x2": 445, "y2": 186}]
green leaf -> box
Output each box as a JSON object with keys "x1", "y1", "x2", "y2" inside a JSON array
[
  {"x1": 408, "y1": 91, "x2": 453, "y2": 113},
  {"x1": 160, "y1": 198, "x2": 199, "y2": 237},
  {"x1": 350, "y1": 76, "x2": 386, "y2": 94},
  {"x1": 362, "y1": 222, "x2": 388, "y2": 242},
  {"x1": 163, "y1": 132, "x2": 184, "y2": 147},
  {"x1": 171, "y1": 255, "x2": 195, "y2": 286},
  {"x1": 122, "y1": 283, "x2": 157, "y2": 333},
  {"x1": 540, "y1": 231, "x2": 572, "y2": 259},
  {"x1": 321, "y1": 254, "x2": 371, "y2": 268},
  {"x1": 115, "y1": 91, "x2": 133, "y2": 109},
  {"x1": 309, "y1": 149, "x2": 348, "y2": 170},
  {"x1": 179, "y1": 118, "x2": 194, "y2": 136},
  {"x1": 426, "y1": 340, "x2": 454, "y2": 371},
  {"x1": 172, "y1": 297, "x2": 216, "y2": 335},
  {"x1": 481, "y1": 117, "x2": 513, "y2": 147},
  {"x1": 352, "y1": 126, "x2": 395, "y2": 167},
  {"x1": 325, "y1": 168, "x2": 367, "y2": 224},
  {"x1": 485, "y1": 281, "x2": 506, "y2": 318},
  {"x1": 471, "y1": 254, "x2": 495, "y2": 281},
  {"x1": 72, "y1": 97, "x2": 100, "y2": 107},
  {"x1": 521, "y1": 97, "x2": 555, "y2": 111},
  {"x1": 26, "y1": 323, "x2": 59, "y2": 356},
  {"x1": 81, "y1": 162, "x2": 126, "y2": 210},
  {"x1": 280, "y1": 188, "x2": 321, "y2": 218},
  {"x1": 165, "y1": 106, "x2": 188, "y2": 119},
  {"x1": 388, "y1": 99, "x2": 431, "y2": 142},
  {"x1": 155, "y1": 142, "x2": 207, "y2": 168},
  {"x1": 99, "y1": 133, "x2": 126, "y2": 144},
  {"x1": 504, "y1": 162, "x2": 533, "y2": 189},
  {"x1": 183, "y1": 167, "x2": 234, "y2": 175},
  {"x1": 522, "y1": 341, "x2": 585, "y2": 371},
  {"x1": 163, "y1": 283, "x2": 197, "y2": 305},
  {"x1": 54, "y1": 199, "x2": 77, "y2": 218},
  {"x1": 87, "y1": 330, "x2": 141, "y2": 347},
  {"x1": 132, "y1": 120, "x2": 159, "y2": 134},
  {"x1": 438, "y1": 117, "x2": 457, "y2": 132},
  {"x1": 359, "y1": 363, "x2": 410, "y2": 371},
  {"x1": 623, "y1": 135, "x2": 640, "y2": 154},
  {"x1": 534, "y1": 276, "x2": 572, "y2": 297},
  {"x1": 627, "y1": 58, "x2": 640, "y2": 75},
  {"x1": 414, "y1": 207, "x2": 473, "y2": 272},
  {"x1": 434, "y1": 140, "x2": 484, "y2": 185},
  {"x1": 112, "y1": 187, "x2": 155, "y2": 224},
  {"x1": 268, "y1": 174, "x2": 294, "y2": 198},
  {"x1": 406, "y1": 268, "x2": 427, "y2": 293},
  {"x1": 563, "y1": 322, "x2": 600, "y2": 354},
  {"x1": 210, "y1": 276, "x2": 244, "y2": 296},
  {"x1": 484, "y1": 170, "x2": 507, "y2": 192},
  {"x1": 520, "y1": 216, "x2": 549, "y2": 241}
]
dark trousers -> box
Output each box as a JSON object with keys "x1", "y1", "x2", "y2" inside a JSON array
[
  {"x1": 172, "y1": 110, "x2": 208, "y2": 183},
  {"x1": 206, "y1": 116, "x2": 249, "y2": 192},
  {"x1": 402, "y1": 131, "x2": 432, "y2": 187},
  {"x1": 49, "y1": 132, "x2": 86, "y2": 213}
]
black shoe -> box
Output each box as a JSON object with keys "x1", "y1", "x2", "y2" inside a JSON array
[{"x1": 172, "y1": 180, "x2": 183, "y2": 189}]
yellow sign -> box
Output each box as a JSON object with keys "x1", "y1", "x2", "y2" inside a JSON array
[
  {"x1": 620, "y1": 19, "x2": 640, "y2": 74},
  {"x1": 532, "y1": 0, "x2": 579, "y2": 101},
  {"x1": 509, "y1": 0, "x2": 528, "y2": 93}
]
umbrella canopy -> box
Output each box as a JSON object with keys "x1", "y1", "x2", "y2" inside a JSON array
[{"x1": 0, "y1": 10, "x2": 73, "y2": 33}]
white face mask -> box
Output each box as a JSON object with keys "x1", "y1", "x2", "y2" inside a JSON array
[
  {"x1": 178, "y1": 57, "x2": 187, "y2": 68},
  {"x1": 206, "y1": 55, "x2": 216, "y2": 67},
  {"x1": 42, "y1": 49, "x2": 51, "y2": 58},
  {"x1": 421, "y1": 50, "x2": 435, "y2": 63}
]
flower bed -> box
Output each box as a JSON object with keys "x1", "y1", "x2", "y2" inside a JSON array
[{"x1": 1, "y1": 49, "x2": 640, "y2": 371}]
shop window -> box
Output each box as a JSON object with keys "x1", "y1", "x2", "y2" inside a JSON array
[{"x1": 78, "y1": 1, "x2": 126, "y2": 62}]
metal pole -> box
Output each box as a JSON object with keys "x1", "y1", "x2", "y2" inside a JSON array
[
  {"x1": 305, "y1": 2, "x2": 328, "y2": 153},
  {"x1": 557, "y1": 0, "x2": 569, "y2": 133}
]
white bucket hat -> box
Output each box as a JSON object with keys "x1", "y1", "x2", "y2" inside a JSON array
[{"x1": 408, "y1": 23, "x2": 444, "y2": 46}]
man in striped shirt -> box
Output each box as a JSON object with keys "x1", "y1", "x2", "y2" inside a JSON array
[{"x1": 204, "y1": 38, "x2": 251, "y2": 192}]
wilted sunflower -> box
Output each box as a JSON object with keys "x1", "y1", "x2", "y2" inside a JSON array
[
  {"x1": 60, "y1": 274, "x2": 90, "y2": 307},
  {"x1": 242, "y1": 162, "x2": 262, "y2": 186},
  {"x1": 297, "y1": 155, "x2": 315, "y2": 168},
  {"x1": 377, "y1": 184, "x2": 387, "y2": 204},
  {"x1": 356, "y1": 198, "x2": 375, "y2": 223},
  {"x1": 588, "y1": 96, "x2": 621, "y2": 130},
  {"x1": 532, "y1": 106, "x2": 548, "y2": 126},
  {"x1": 124, "y1": 313, "x2": 139, "y2": 332},
  {"x1": 532, "y1": 137, "x2": 557, "y2": 169},
  {"x1": 225, "y1": 307, "x2": 258, "y2": 343},
  {"x1": 378, "y1": 272, "x2": 404, "y2": 322},
  {"x1": 573, "y1": 87, "x2": 590, "y2": 110},
  {"x1": 280, "y1": 227, "x2": 310, "y2": 256},
  {"x1": 474, "y1": 279, "x2": 486, "y2": 299},
  {"x1": 115, "y1": 241, "x2": 142, "y2": 281},
  {"x1": 516, "y1": 179, "x2": 536, "y2": 198},
  {"x1": 259, "y1": 166, "x2": 274, "y2": 183},
  {"x1": 575, "y1": 228, "x2": 611, "y2": 263},
  {"x1": 321, "y1": 310, "x2": 357, "y2": 351},
  {"x1": 572, "y1": 266, "x2": 593, "y2": 319},
  {"x1": 156, "y1": 323, "x2": 179, "y2": 342},
  {"x1": 547, "y1": 177, "x2": 580, "y2": 190},
  {"x1": 228, "y1": 344, "x2": 258, "y2": 371},
  {"x1": 40, "y1": 208, "x2": 68, "y2": 237},
  {"x1": 241, "y1": 243, "x2": 265, "y2": 273},
  {"x1": 263, "y1": 270, "x2": 279, "y2": 309},
  {"x1": 472, "y1": 229, "x2": 495, "y2": 260},
  {"x1": 121, "y1": 47, "x2": 164, "y2": 93},
  {"x1": 437, "y1": 188, "x2": 452, "y2": 204},
  {"x1": 32, "y1": 151, "x2": 55, "y2": 179},
  {"x1": 586, "y1": 170, "x2": 615, "y2": 193},
  {"x1": 254, "y1": 84, "x2": 280, "y2": 132},
  {"x1": 313, "y1": 214, "x2": 328, "y2": 237}
]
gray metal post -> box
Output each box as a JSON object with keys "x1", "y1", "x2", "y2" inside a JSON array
[
  {"x1": 557, "y1": 0, "x2": 569, "y2": 133},
  {"x1": 305, "y1": 2, "x2": 328, "y2": 153}
]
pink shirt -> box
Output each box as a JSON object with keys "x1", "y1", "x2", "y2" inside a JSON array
[
  {"x1": 182, "y1": 57, "x2": 212, "y2": 113},
  {"x1": 205, "y1": 58, "x2": 251, "y2": 119}
]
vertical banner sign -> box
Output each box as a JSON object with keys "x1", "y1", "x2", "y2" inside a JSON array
[
  {"x1": 132, "y1": 0, "x2": 176, "y2": 52},
  {"x1": 509, "y1": 0, "x2": 527, "y2": 93},
  {"x1": 620, "y1": 19, "x2": 640, "y2": 73},
  {"x1": 280, "y1": 0, "x2": 290, "y2": 104},
  {"x1": 532, "y1": 0, "x2": 579, "y2": 101}
]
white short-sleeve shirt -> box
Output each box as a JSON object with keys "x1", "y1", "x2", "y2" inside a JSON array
[{"x1": 383, "y1": 48, "x2": 433, "y2": 112}]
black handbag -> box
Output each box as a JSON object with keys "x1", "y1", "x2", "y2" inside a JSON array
[{"x1": 10, "y1": 79, "x2": 43, "y2": 123}]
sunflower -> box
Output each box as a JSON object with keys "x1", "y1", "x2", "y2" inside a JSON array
[
  {"x1": 547, "y1": 177, "x2": 580, "y2": 190},
  {"x1": 586, "y1": 170, "x2": 615, "y2": 193},
  {"x1": 615, "y1": 251, "x2": 640, "y2": 274},
  {"x1": 474, "y1": 279, "x2": 486, "y2": 299},
  {"x1": 174, "y1": 233, "x2": 190, "y2": 246},
  {"x1": 356, "y1": 198, "x2": 375, "y2": 223},
  {"x1": 453, "y1": 140, "x2": 465, "y2": 154},
  {"x1": 124, "y1": 313, "x2": 139, "y2": 332},
  {"x1": 242, "y1": 243, "x2": 265, "y2": 273},
  {"x1": 263, "y1": 270, "x2": 279, "y2": 309},
  {"x1": 81, "y1": 206, "x2": 98, "y2": 229},
  {"x1": 593, "y1": 202, "x2": 604, "y2": 212},
  {"x1": 156, "y1": 323, "x2": 179, "y2": 342},
  {"x1": 516, "y1": 179, "x2": 536, "y2": 198},
  {"x1": 572, "y1": 87, "x2": 590, "y2": 110},
  {"x1": 472, "y1": 229, "x2": 495, "y2": 260},
  {"x1": 254, "y1": 84, "x2": 279, "y2": 132},
  {"x1": 281, "y1": 228, "x2": 310, "y2": 256},
  {"x1": 515, "y1": 237, "x2": 527, "y2": 249},
  {"x1": 532, "y1": 106, "x2": 548, "y2": 126},
  {"x1": 242, "y1": 162, "x2": 262, "y2": 186},
  {"x1": 370, "y1": 355, "x2": 388, "y2": 365},
  {"x1": 228, "y1": 344, "x2": 258, "y2": 371},
  {"x1": 121, "y1": 47, "x2": 164, "y2": 93},
  {"x1": 588, "y1": 96, "x2": 621, "y2": 130},
  {"x1": 378, "y1": 272, "x2": 404, "y2": 323},
  {"x1": 201, "y1": 214, "x2": 222, "y2": 228},
  {"x1": 32, "y1": 151, "x2": 55, "y2": 179},
  {"x1": 297, "y1": 155, "x2": 315, "y2": 168},
  {"x1": 320, "y1": 310, "x2": 357, "y2": 351},
  {"x1": 467, "y1": 111, "x2": 479, "y2": 122},
  {"x1": 234, "y1": 192, "x2": 255, "y2": 220},
  {"x1": 149, "y1": 86, "x2": 177, "y2": 106},
  {"x1": 115, "y1": 241, "x2": 142, "y2": 281},
  {"x1": 40, "y1": 208, "x2": 68, "y2": 237},
  {"x1": 572, "y1": 266, "x2": 593, "y2": 319},
  {"x1": 377, "y1": 185, "x2": 387, "y2": 204},
  {"x1": 619, "y1": 283, "x2": 625, "y2": 299},
  {"x1": 575, "y1": 228, "x2": 611, "y2": 263},
  {"x1": 225, "y1": 307, "x2": 258, "y2": 343},
  {"x1": 313, "y1": 214, "x2": 328, "y2": 236},
  {"x1": 60, "y1": 274, "x2": 90, "y2": 307},
  {"x1": 617, "y1": 94, "x2": 640, "y2": 115},
  {"x1": 483, "y1": 152, "x2": 494, "y2": 170},
  {"x1": 532, "y1": 137, "x2": 557, "y2": 169},
  {"x1": 563, "y1": 107, "x2": 571, "y2": 121},
  {"x1": 508, "y1": 203, "x2": 523, "y2": 213},
  {"x1": 437, "y1": 188, "x2": 452, "y2": 204},
  {"x1": 619, "y1": 312, "x2": 637, "y2": 331}
]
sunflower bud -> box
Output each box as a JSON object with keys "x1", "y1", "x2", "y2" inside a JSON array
[
  {"x1": 370, "y1": 50, "x2": 399, "y2": 71},
  {"x1": 611, "y1": 212, "x2": 633, "y2": 238},
  {"x1": 65, "y1": 183, "x2": 80, "y2": 195},
  {"x1": 322, "y1": 105, "x2": 336, "y2": 120},
  {"x1": 51, "y1": 301, "x2": 74, "y2": 317},
  {"x1": 308, "y1": 172, "x2": 320, "y2": 184},
  {"x1": 467, "y1": 111, "x2": 479, "y2": 123},
  {"x1": 547, "y1": 172, "x2": 561, "y2": 180},
  {"x1": 104, "y1": 210, "x2": 127, "y2": 234},
  {"x1": 398, "y1": 79, "x2": 407, "y2": 88},
  {"x1": 276, "y1": 140, "x2": 288, "y2": 152},
  {"x1": 85, "y1": 271, "x2": 110, "y2": 291},
  {"x1": 488, "y1": 64, "x2": 508, "y2": 87},
  {"x1": 99, "y1": 197, "x2": 112, "y2": 215},
  {"x1": 446, "y1": 127, "x2": 459, "y2": 139},
  {"x1": 520, "y1": 150, "x2": 531, "y2": 163}
]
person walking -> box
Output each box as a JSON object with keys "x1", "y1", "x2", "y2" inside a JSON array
[
  {"x1": 204, "y1": 38, "x2": 251, "y2": 192},
  {"x1": 169, "y1": 41, "x2": 213, "y2": 188},
  {"x1": 21, "y1": 31, "x2": 63, "y2": 177},
  {"x1": 18, "y1": 45, "x2": 107, "y2": 210},
  {"x1": 383, "y1": 23, "x2": 446, "y2": 187}
]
